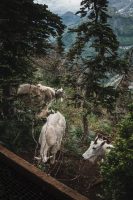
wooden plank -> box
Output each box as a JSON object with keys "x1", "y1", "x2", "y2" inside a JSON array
[{"x1": 0, "y1": 145, "x2": 89, "y2": 200}]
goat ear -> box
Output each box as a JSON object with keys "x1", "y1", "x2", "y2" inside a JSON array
[
  {"x1": 94, "y1": 136, "x2": 98, "y2": 144},
  {"x1": 98, "y1": 133, "x2": 102, "y2": 138},
  {"x1": 106, "y1": 139, "x2": 110, "y2": 144},
  {"x1": 94, "y1": 140, "x2": 97, "y2": 144},
  {"x1": 103, "y1": 136, "x2": 107, "y2": 140}
]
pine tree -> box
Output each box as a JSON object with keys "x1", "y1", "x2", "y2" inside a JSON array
[
  {"x1": 0, "y1": 0, "x2": 65, "y2": 118},
  {"x1": 67, "y1": 0, "x2": 127, "y2": 141},
  {"x1": 0, "y1": 0, "x2": 65, "y2": 150}
]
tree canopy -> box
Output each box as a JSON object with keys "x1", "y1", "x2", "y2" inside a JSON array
[
  {"x1": 67, "y1": 0, "x2": 127, "y2": 106},
  {"x1": 0, "y1": 0, "x2": 65, "y2": 118}
]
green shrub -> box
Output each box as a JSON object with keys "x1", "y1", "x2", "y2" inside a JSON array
[
  {"x1": 64, "y1": 126, "x2": 83, "y2": 156},
  {"x1": 99, "y1": 120, "x2": 112, "y2": 134},
  {"x1": 100, "y1": 108, "x2": 133, "y2": 200}
]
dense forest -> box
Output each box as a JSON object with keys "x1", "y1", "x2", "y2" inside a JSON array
[{"x1": 0, "y1": 0, "x2": 133, "y2": 200}]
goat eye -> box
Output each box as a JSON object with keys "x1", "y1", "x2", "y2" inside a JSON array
[{"x1": 92, "y1": 147, "x2": 96, "y2": 150}]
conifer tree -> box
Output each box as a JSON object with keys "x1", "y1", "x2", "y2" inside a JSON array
[
  {"x1": 0, "y1": 0, "x2": 65, "y2": 118},
  {"x1": 0, "y1": 0, "x2": 65, "y2": 150},
  {"x1": 67, "y1": 0, "x2": 127, "y2": 140}
]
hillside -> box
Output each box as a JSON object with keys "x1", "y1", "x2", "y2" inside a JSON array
[
  {"x1": 109, "y1": 0, "x2": 133, "y2": 16},
  {"x1": 61, "y1": 10, "x2": 133, "y2": 51},
  {"x1": 61, "y1": 11, "x2": 80, "y2": 26}
]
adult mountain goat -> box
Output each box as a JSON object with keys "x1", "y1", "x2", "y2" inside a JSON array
[
  {"x1": 36, "y1": 111, "x2": 66, "y2": 164},
  {"x1": 82, "y1": 134, "x2": 114, "y2": 163},
  {"x1": 17, "y1": 83, "x2": 65, "y2": 106}
]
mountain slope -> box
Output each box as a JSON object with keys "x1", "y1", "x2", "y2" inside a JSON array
[
  {"x1": 109, "y1": 0, "x2": 132, "y2": 9},
  {"x1": 61, "y1": 10, "x2": 133, "y2": 50},
  {"x1": 109, "y1": 0, "x2": 133, "y2": 16},
  {"x1": 61, "y1": 11, "x2": 80, "y2": 26},
  {"x1": 42, "y1": 0, "x2": 133, "y2": 16}
]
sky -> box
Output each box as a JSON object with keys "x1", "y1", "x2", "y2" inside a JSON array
[{"x1": 34, "y1": 0, "x2": 81, "y2": 14}]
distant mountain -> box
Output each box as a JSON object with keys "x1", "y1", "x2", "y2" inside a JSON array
[
  {"x1": 61, "y1": 7, "x2": 133, "y2": 51},
  {"x1": 40, "y1": 0, "x2": 133, "y2": 16},
  {"x1": 61, "y1": 11, "x2": 80, "y2": 26},
  {"x1": 109, "y1": 15, "x2": 133, "y2": 47},
  {"x1": 109, "y1": 0, "x2": 132, "y2": 9},
  {"x1": 109, "y1": 0, "x2": 133, "y2": 16},
  {"x1": 118, "y1": 2, "x2": 133, "y2": 17}
]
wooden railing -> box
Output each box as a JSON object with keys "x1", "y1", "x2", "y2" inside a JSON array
[{"x1": 0, "y1": 145, "x2": 89, "y2": 200}]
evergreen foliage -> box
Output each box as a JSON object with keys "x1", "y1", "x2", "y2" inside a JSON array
[
  {"x1": 0, "y1": 0, "x2": 64, "y2": 117},
  {"x1": 67, "y1": 0, "x2": 127, "y2": 106},
  {"x1": 66, "y1": 0, "x2": 129, "y2": 140},
  {"x1": 0, "y1": 0, "x2": 64, "y2": 150},
  {"x1": 101, "y1": 104, "x2": 133, "y2": 200}
]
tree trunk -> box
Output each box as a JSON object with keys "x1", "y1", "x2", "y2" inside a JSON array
[
  {"x1": 82, "y1": 112, "x2": 89, "y2": 143},
  {"x1": 2, "y1": 84, "x2": 12, "y2": 118}
]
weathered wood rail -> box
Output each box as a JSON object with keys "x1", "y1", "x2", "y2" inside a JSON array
[{"x1": 0, "y1": 145, "x2": 89, "y2": 200}]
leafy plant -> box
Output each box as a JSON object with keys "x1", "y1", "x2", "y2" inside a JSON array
[
  {"x1": 101, "y1": 106, "x2": 133, "y2": 200},
  {"x1": 64, "y1": 126, "x2": 83, "y2": 156}
]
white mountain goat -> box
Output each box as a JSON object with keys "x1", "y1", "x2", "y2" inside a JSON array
[
  {"x1": 35, "y1": 111, "x2": 66, "y2": 164},
  {"x1": 17, "y1": 83, "x2": 45, "y2": 106},
  {"x1": 17, "y1": 84, "x2": 41, "y2": 96},
  {"x1": 17, "y1": 83, "x2": 65, "y2": 108},
  {"x1": 82, "y1": 134, "x2": 114, "y2": 163}
]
